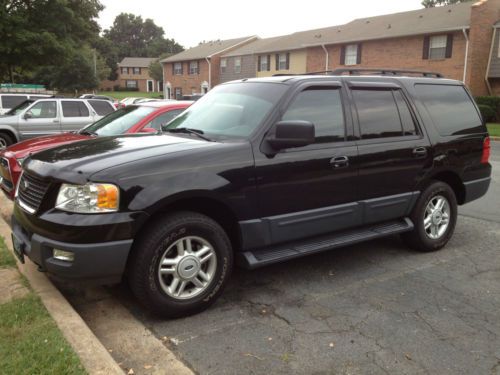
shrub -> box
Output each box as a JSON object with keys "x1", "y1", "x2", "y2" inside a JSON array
[
  {"x1": 478, "y1": 104, "x2": 496, "y2": 122},
  {"x1": 476, "y1": 96, "x2": 500, "y2": 111}
]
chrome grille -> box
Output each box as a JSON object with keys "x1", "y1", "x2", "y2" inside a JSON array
[{"x1": 18, "y1": 172, "x2": 50, "y2": 213}]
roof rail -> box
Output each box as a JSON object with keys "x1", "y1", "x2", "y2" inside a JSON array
[{"x1": 272, "y1": 69, "x2": 444, "y2": 78}]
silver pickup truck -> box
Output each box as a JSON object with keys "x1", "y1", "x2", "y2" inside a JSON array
[{"x1": 0, "y1": 98, "x2": 115, "y2": 149}]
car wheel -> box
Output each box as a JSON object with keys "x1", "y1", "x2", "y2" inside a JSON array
[
  {"x1": 402, "y1": 181, "x2": 457, "y2": 252},
  {"x1": 0, "y1": 133, "x2": 14, "y2": 150},
  {"x1": 128, "y1": 211, "x2": 233, "y2": 318}
]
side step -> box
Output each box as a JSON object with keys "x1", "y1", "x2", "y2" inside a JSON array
[{"x1": 239, "y1": 218, "x2": 414, "y2": 269}]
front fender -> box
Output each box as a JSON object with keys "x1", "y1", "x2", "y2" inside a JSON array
[{"x1": 0, "y1": 125, "x2": 19, "y2": 142}]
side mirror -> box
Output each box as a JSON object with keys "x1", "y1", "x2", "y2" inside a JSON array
[
  {"x1": 23, "y1": 111, "x2": 33, "y2": 120},
  {"x1": 140, "y1": 127, "x2": 158, "y2": 134},
  {"x1": 268, "y1": 120, "x2": 315, "y2": 150}
]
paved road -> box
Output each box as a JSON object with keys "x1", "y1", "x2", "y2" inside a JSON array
[{"x1": 111, "y1": 143, "x2": 500, "y2": 374}]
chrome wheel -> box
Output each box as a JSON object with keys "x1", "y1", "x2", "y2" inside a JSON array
[
  {"x1": 0, "y1": 138, "x2": 6, "y2": 150},
  {"x1": 424, "y1": 195, "x2": 450, "y2": 240},
  {"x1": 157, "y1": 236, "x2": 217, "y2": 300}
]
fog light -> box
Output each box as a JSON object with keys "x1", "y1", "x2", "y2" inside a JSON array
[{"x1": 53, "y1": 249, "x2": 74, "y2": 262}]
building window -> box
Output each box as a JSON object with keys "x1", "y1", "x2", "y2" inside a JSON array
[
  {"x1": 220, "y1": 58, "x2": 227, "y2": 73},
  {"x1": 174, "y1": 87, "x2": 182, "y2": 99},
  {"x1": 121, "y1": 67, "x2": 128, "y2": 74},
  {"x1": 173, "y1": 62, "x2": 183, "y2": 75},
  {"x1": 234, "y1": 57, "x2": 241, "y2": 74},
  {"x1": 126, "y1": 80, "x2": 138, "y2": 89},
  {"x1": 189, "y1": 61, "x2": 199, "y2": 75},
  {"x1": 344, "y1": 44, "x2": 359, "y2": 65},
  {"x1": 133, "y1": 67, "x2": 141, "y2": 75},
  {"x1": 429, "y1": 35, "x2": 447, "y2": 59},
  {"x1": 258, "y1": 55, "x2": 270, "y2": 72},
  {"x1": 276, "y1": 53, "x2": 289, "y2": 70}
]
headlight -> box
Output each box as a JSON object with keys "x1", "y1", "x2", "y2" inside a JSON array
[{"x1": 56, "y1": 183, "x2": 119, "y2": 213}]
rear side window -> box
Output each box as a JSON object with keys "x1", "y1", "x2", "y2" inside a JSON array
[
  {"x1": 61, "y1": 101, "x2": 90, "y2": 117},
  {"x1": 415, "y1": 84, "x2": 483, "y2": 136},
  {"x1": 1, "y1": 95, "x2": 27, "y2": 109},
  {"x1": 88, "y1": 100, "x2": 114, "y2": 116},
  {"x1": 282, "y1": 87, "x2": 345, "y2": 143},
  {"x1": 353, "y1": 89, "x2": 416, "y2": 139}
]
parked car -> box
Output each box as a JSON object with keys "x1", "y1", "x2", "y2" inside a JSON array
[
  {"x1": 0, "y1": 93, "x2": 52, "y2": 115},
  {"x1": 119, "y1": 97, "x2": 147, "y2": 107},
  {"x1": 11, "y1": 70, "x2": 491, "y2": 318},
  {"x1": 0, "y1": 98, "x2": 115, "y2": 149},
  {"x1": 0, "y1": 101, "x2": 192, "y2": 198}
]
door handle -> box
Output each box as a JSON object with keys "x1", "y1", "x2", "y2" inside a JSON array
[
  {"x1": 330, "y1": 156, "x2": 349, "y2": 168},
  {"x1": 52, "y1": 119, "x2": 60, "y2": 123},
  {"x1": 412, "y1": 147, "x2": 427, "y2": 158}
]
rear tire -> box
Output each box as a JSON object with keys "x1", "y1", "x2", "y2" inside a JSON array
[
  {"x1": 128, "y1": 211, "x2": 233, "y2": 318},
  {"x1": 0, "y1": 133, "x2": 14, "y2": 150},
  {"x1": 402, "y1": 181, "x2": 457, "y2": 252}
]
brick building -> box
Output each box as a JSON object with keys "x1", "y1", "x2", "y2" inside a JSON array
[
  {"x1": 161, "y1": 36, "x2": 257, "y2": 99},
  {"x1": 117, "y1": 57, "x2": 161, "y2": 92}
]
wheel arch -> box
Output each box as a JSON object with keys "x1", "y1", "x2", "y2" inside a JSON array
[
  {"x1": 0, "y1": 126, "x2": 19, "y2": 144},
  {"x1": 427, "y1": 170, "x2": 466, "y2": 205}
]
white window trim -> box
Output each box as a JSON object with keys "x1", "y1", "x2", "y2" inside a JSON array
[
  {"x1": 189, "y1": 61, "x2": 198, "y2": 75},
  {"x1": 220, "y1": 58, "x2": 227, "y2": 73},
  {"x1": 174, "y1": 62, "x2": 182, "y2": 75},
  {"x1": 278, "y1": 54, "x2": 287, "y2": 70},
  {"x1": 429, "y1": 35, "x2": 447, "y2": 60},
  {"x1": 147, "y1": 79, "x2": 154, "y2": 92},
  {"x1": 234, "y1": 57, "x2": 241, "y2": 74},
  {"x1": 345, "y1": 44, "x2": 358, "y2": 66},
  {"x1": 259, "y1": 56, "x2": 268, "y2": 71}
]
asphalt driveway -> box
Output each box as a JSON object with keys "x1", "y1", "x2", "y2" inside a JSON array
[{"x1": 112, "y1": 143, "x2": 500, "y2": 374}]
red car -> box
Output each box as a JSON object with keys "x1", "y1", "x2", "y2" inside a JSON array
[{"x1": 0, "y1": 101, "x2": 192, "y2": 200}]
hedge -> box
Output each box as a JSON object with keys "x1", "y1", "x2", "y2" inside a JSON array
[
  {"x1": 475, "y1": 96, "x2": 500, "y2": 122},
  {"x1": 478, "y1": 104, "x2": 496, "y2": 122}
]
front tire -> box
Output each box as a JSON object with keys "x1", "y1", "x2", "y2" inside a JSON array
[
  {"x1": 402, "y1": 181, "x2": 457, "y2": 252},
  {"x1": 128, "y1": 211, "x2": 233, "y2": 318},
  {"x1": 0, "y1": 133, "x2": 14, "y2": 150}
]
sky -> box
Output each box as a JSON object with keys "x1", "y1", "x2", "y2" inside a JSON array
[{"x1": 98, "y1": 0, "x2": 424, "y2": 49}]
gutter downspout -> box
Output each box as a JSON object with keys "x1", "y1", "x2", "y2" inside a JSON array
[
  {"x1": 462, "y1": 28, "x2": 469, "y2": 83},
  {"x1": 321, "y1": 44, "x2": 329, "y2": 72},
  {"x1": 485, "y1": 26, "x2": 497, "y2": 96},
  {"x1": 161, "y1": 61, "x2": 166, "y2": 98},
  {"x1": 205, "y1": 57, "x2": 212, "y2": 90}
]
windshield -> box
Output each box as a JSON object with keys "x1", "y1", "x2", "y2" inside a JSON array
[
  {"x1": 164, "y1": 82, "x2": 287, "y2": 139},
  {"x1": 5, "y1": 100, "x2": 34, "y2": 115},
  {"x1": 82, "y1": 105, "x2": 156, "y2": 136}
]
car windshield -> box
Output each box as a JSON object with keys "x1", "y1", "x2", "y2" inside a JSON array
[
  {"x1": 164, "y1": 82, "x2": 287, "y2": 139},
  {"x1": 81, "y1": 105, "x2": 156, "y2": 136},
  {"x1": 4, "y1": 100, "x2": 34, "y2": 115}
]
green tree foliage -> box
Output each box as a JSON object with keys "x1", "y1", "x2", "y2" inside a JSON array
[
  {"x1": 422, "y1": 0, "x2": 472, "y2": 7},
  {"x1": 98, "y1": 13, "x2": 183, "y2": 80},
  {"x1": 0, "y1": 0, "x2": 104, "y2": 90}
]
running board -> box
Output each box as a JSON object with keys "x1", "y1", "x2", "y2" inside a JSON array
[{"x1": 239, "y1": 218, "x2": 414, "y2": 269}]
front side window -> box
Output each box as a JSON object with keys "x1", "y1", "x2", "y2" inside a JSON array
[
  {"x1": 174, "y1": 62, "x2": 183, "y2": 75},
  {"x1": 28, "y1": 101, "x2": 57, "y2": 119},
  {"x1": 83, "y1": 106, "x2": 156, "y2": 136},
  {"x1": 62, "y1": 101, "x2": 90, "y2": 117},
  {"x1": 88, "y1": 100, "x2": 114, "y2": 116},
  {"x1": 189, "y1": 61, "x2": 199, "y2": 75},
  {"x1": 234, "y1": 57, "x2": 241, "y2": 74},
  {"x1": 220, "y1": 59, "x2": 227, "y2": 73},
  {"x1": 165, "y1": 82, "x2": 288, "y2": 139},
  {"x1": 353, "y1": 89, "x2": 406, "y2": 139},
  {"x1": 345, "y1": 44, "x2": 358, "y2": 66},
  {"x1": 282, "y1": 87, "x2": 345, "y2": 143},
  {"x1": 415, "y1": 84, "x2": 483, "y2": 136},
  {"x1": 429, "y1": 35, "x2": 447, "y2": 59}
]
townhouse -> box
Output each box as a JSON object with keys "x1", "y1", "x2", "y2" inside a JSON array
[
  {"x1": 161, "y1": 36, "x2": 257, "y2": 99},
  {"x1": 117, "y1": 57, "x2": 161, "y2": 92}
]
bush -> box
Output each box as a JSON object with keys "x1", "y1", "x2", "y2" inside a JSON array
[
  {"x1": 478, "y1": 104, "x2": 496, "y2": 122},
  {"x1": 476, "y1": 96, "x2": 500, "y2": 111},
  {"x1": 113, "y1": 86, "x2": 139, "y2": 92}
]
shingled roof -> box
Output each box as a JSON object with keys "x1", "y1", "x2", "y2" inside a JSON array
[
  {"x1": 161, "y1": 36, "x2": 257, "y2": 63},
  {"x1": 237, "y1": 2, "x2": 473, "y2": 54},
  {"x1": 118, "y1": 57, "x2": 158, "y2": 67}
]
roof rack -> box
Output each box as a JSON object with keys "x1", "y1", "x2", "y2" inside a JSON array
[{"x1": 272, "y1": 69, "x2": 444, "y2": 78}]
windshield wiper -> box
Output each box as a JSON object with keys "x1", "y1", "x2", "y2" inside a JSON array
[
  {"x1": 79, "y1": 130, "x2": 97, "y2": 136},
  {"x1": 166, "y1": 128, "x2": 213, "y2": 142}
]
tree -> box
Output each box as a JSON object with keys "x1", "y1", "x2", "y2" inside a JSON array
[
  {"x1": 149, "y1": 59, "x2": 163, "y2": 83},
  {"x1": 0, "y1": 0, "x2": 104, "y2": 86},
  {"x1": 422, "y1": 0, "x2": 472, "y2": 7}
]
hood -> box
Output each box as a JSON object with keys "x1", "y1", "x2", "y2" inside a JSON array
[
  {"x1": 0, "y1": 114, "x2": 18, "y2": 124},
  {"x1": 25, "y1": 133, "x2": 215, "y2": 184},
  {"x1": 4, "y1": 133, "x2": 90, "y2": 158}
]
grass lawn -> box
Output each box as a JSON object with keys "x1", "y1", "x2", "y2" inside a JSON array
[
  {"x1": 487, "y1": 123, "x2": 500, "y2": 137},
  {"x1": 98, "y1": 91, "x2": 163, "y2": 100},
  {"x1": 0, "y1": 237, "x2": 86, "y2": 374}
]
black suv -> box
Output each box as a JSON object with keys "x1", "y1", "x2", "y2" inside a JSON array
[{"x1": 11, "y1": 70, "x2": 491, "y2": 317}]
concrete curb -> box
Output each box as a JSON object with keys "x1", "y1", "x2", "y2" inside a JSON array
[
  {"x1": 0, "y1": 216, "x2": 124, "y2": 375},
  {"x1": 491, "y1": 136, "x2": 500, "y2": 141}
]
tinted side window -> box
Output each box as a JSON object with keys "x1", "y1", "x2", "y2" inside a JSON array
[
  {"x1": 282, "y1": 87, "x2": 345, "y2": 143},
  {"x1": 88, "y1": 100, "x2": 114, "y2": 116},
  {"x1": 2, "y1": 95, "x2": 27, "y2": 109},
  {"x1": 393, "y1": 90, "x2": 417, "y2": 136},
  {"x1": 28, "y1": 101, "x2": 57, "y2": 118},
  {"x1": 29, "y1": 96, "x2": 49, "y2": 101},
  {"x1": 415, "y1": 84, "x2": 483, "y2": 136},
  {"x1": 62, "y1": 101, "x2": 90, "y2": 117},
  {"x1": 353, "y1": 89, "x2": 403, "y2": 139},
  {"x1": 147, "y1": 109, "x2": 184, "y2": 130}
]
